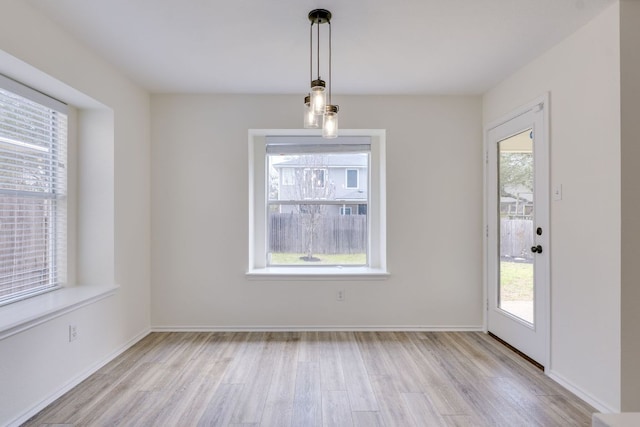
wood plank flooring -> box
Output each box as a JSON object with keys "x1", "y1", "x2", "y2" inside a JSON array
[{"x1": 23, "y1": 332, "x2": 595, "y2": 426}]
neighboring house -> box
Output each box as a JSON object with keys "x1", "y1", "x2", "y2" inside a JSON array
[{"x1": 271, "y1": 153, "x2": 368, "y2": 216}]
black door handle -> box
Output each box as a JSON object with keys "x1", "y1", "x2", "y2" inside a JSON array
[{"x1": 531, "y1": 245, "x2": 543, "y2": 254}]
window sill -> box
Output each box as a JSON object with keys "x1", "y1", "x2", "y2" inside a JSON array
[
  {"x1": 0, "y1": 284, "x2": 119, "y2": 340},
  {"x1": 246, "y1": 267, "x2": 390, "y2": 281}
]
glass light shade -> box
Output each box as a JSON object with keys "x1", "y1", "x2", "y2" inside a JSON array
[
  {"x1": 323, "y1": 107, "x2": 338, "y2": 139},
  {"x1": 303, "y1": 96, "x2": 320, "y2": 129},
  {"x1": 310, "y1": 81, "x2": 326, "y2": 115}
]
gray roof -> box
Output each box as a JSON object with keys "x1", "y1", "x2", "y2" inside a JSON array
[{"x1": 335, "y1": 189, "x2": 367, "y2": 200}]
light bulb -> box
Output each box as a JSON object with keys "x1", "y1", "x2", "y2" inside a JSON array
[
  {"x1": 303, "y1": 95, "x2": 320, "y2": 128},
  {"x1": 310, "y1": 80, "x2": 326, "y2": 115},
  {"x1": 323, "y1": 105, "x2": 338, "y2": 139}
]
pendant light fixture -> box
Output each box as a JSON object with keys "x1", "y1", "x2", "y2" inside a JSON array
[
  {"x1": 303, "y1": 9, "x2": 339, "y2": 138},
  {"x1": 303, "y1": 94, "x2": 320, "y2": 129}
]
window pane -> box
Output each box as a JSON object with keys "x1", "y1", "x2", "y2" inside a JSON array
[
  {"x1": 498, "y1": 129, "x2": 534, "y2": 324},
  {"x1": 269, "y1": 153, "x2": 368, "y2": 201},
  {"x1": 0, "y1": 197, "x2": 54, "y2": 300},
  {"x1": 268, "y1": 204, "x2": 367, "y2": 265},
  {"x1": 268, "y1": 151, "x2": 369, "y2": 266},
  {"x1": 346, "y1": 169, "x2": 358, "y2": 188},
  {"x1": 340, "y1": 207, "x2": 352, "y2": 215}
]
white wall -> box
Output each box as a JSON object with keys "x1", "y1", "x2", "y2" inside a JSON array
[
  {"x1": 483, "y1": 3, "x2": 621, "y2": 411},
  {"x1": 0, "y1": 1, "x2": 150, "y2": 424},
  {"x1": 151, "y1": 94, "x2": 483, "y2": 329}
]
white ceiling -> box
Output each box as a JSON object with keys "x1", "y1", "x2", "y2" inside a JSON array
[{"x1": 27, "y1": 0, "x2": 615, "y2": 95}]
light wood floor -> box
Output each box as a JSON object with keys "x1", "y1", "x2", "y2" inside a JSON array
[{"x1": 24, "y1": 331, "x2": 595, "y2": 426}]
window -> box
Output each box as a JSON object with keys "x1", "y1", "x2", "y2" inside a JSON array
[
  {"x1": 339, "y1": 207, "x2": 352, "y2": 215},
  {"x1": 346, "y1": 169, "x2": 359, "y2": 189},
  {"x1": 248, "y1": 130, "x2": 387, "y2": 277},
  {"x1": 281, "y1": 168, "x2": 295, "y2": 186},
  {"x1": 0, "y1": 75, "x2": 67, "y2": 305},
  {"x1": 269, "y1": 148, "x2": 367, "y2": 266},
  {"x1": 304, "y1": 168, "x2": 326, "y2": 189}
]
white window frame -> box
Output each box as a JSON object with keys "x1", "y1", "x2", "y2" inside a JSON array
[
  {"x1": 345, "y1": 168, "x2": 359, "y2": 189},
  {"x1": 248, "y1": 129, "x2": 388, "y2": 279},
  {"x1": 340, "y1": 206, "x2": 352, "y2": 215}
]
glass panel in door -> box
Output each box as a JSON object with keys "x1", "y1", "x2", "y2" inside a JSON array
[{"x1": 498, "y1": 129, "x2": 534, "y2": 324}]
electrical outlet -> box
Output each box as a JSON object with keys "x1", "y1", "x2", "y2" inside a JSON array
[
  {"x1": 69, "y1": 324, "x2": 78, "y2": 342},
  {"x1": 336, "y1": 290, "x2": 345, "y2": 301}
]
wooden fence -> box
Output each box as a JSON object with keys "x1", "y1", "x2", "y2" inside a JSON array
[
  {"x1": 500, "y1": 218, "x2": 534, "y2": 260},
  {"x1": 269, "y1": 213, "x2": 367, "y2": 254}
]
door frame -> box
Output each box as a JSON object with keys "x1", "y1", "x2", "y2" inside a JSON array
[{"x1": 483, "y1": 93, "x2": 551, "y2": 370}]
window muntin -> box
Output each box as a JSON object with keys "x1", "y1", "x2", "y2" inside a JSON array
[{"x1": 0, "y1": 77, "x2": 67, "y2": 305}]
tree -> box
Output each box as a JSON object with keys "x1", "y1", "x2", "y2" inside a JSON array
[
  {"x1": 291, "y1": 155, "x2": 335, "y2": 261},
  {"x1": 499, "y1": 152, "x2": 533, "y2": 200},
  {"x1": 268, "y1": 164, "x2": 279, "y2": 203}
]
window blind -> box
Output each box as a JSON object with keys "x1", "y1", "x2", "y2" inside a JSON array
[
  {"x1": 0, "y1": 75, "x2": 67, "y2": 305},
  {"x1": 266, "y1": 135, "x2": 370, "y2": 154}
]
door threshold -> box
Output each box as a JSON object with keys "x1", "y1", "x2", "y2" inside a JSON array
[{"x1": 488, "y1": 332, "x2": 544, "y2": 372}]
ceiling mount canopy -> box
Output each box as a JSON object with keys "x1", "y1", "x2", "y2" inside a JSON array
[
  {"x1": 308, "y1": 9, "x2": 331, "y2": 24},
  {"x1": 303, "y1": 8, "x2": 339, "y2": 138}
]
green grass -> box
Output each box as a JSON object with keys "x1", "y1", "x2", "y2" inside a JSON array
[
  {"x1": 500, "y1": 261, "x2": 533, "y2": 301},
  {"x1": 269, "y1": 253, "x2": 366, "y2": 265}
]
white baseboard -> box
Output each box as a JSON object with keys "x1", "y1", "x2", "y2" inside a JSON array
[
  {"x1": 7, "y1": 328, "x2": 151, "y2": 427},
  {"x1": 151, "y1": 325, "x2": 484, "y2": 332},
  {"x1": 547, "y1": 369, "x2": 618, "y2": 414}
]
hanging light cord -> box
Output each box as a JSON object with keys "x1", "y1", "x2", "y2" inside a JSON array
[
  {"x1": 317, "y1": 18, "x2": 321, "y2": 80},
  {"x1": 309, "y1": 22, "x2": 313, "y2": 85},
  {"x1": 328, "y1": 20, "x2": 332, "y2": 105}
]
